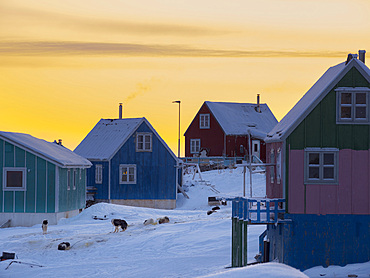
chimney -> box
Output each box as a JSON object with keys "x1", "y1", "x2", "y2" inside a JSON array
[
  {"x1": 359, "y1": 50, "x2": 366, "y2": 64},
  {"x1": 256, "y1": 94, "x2": 261, "y2": 113},
  {"x1": 345, "y1": 53, "x2": 358, "y2": 65},
  {"x1": 119, "y1": 103, "x2": 123, "y2": 119},
  {"x1": 58, "y1": 139, "x2": 62, "y2": 146}
]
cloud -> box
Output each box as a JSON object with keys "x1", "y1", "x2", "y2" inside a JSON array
[{"x1": 0, "y1": 40, "x2": 348, "y2": 58}]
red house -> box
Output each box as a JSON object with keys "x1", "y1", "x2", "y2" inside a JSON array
[{"x1": 184, "y1": 100, "x2": 277, "y2": 162}]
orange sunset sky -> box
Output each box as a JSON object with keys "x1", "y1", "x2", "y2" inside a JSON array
[{"x1": 1, "y1": 0, "x2": 370, "y2": 156}]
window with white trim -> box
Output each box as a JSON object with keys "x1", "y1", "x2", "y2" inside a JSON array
[
  {"x1": 304, "y1": 148, "x2": 338, "y2": 184},
  {"x1": 199, "y1": 114, "x2": 210, "y2": 129},
  {"x1": 270, "y1": 149, "x2": 275, "y2": 183},
  {"x1": 190, "y1": 139, "x2": 201, "y2": 154},
  {"x1": 95, "y1": 164, "x2": 102, "y2": 184},
  {"x1": 276, "y1": 148, "x2": 281, "y2": 184},
  {"x1": 3, "y1": 168, "x2": 26, "y2": 191},
  {"x1": 119, "y1": 164, "x2": 136, "y2": 184},
  {"x1": 67, "y1": 169, "x2": 71, "y2": 190},
  {"x1": 136, "y1": 133, "x2": 152, "y2": 152},
  {"x1": 73, "y1": 169, "x2": 77, "y2": 190},
  {"x1": 336, "y1": 88, "x2": 370, "y2": 123}
]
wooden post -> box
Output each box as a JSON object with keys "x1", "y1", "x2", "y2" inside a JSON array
[{"x1": 243, "y1": 221, "x2": 248, "y2": 266}]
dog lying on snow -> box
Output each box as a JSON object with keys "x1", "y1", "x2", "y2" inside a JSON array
[
  {"x1": 42, "y1": 220, "x2": 48, "y2": 234},
  {"x1": 112, "y1": 219, "x2": 128, "y2": 233},
  {"x1": 143, "y1": 217, "x2": 170, "y2": 225},
  {"x1": 58, "y1": 242, "x2": 70, "y2": 250}
]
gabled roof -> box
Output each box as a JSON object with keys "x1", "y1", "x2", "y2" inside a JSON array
[
  {"x1": 266, "y1": 58, "x2": 370, "y2": 142},
  {"x1": 0, "y1": 131, "x2": 92, "y2": 168},
  {"x1": 203, "y1": 101, "x2": 278, "y2": 139},
  {"x1": 74, "y1": 117, "x2": 177, "y2": 161}
]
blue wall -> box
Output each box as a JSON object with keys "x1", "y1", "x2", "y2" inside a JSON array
[
  {"x1": 86, "y1": 161, "x2": 109, "y2": 200},
  {"x1": 266, "y1": 214, "x2": 370, "y2": 271},
  {"x1": 110, "y1": 122, "x2": 177, "y2": 200}
]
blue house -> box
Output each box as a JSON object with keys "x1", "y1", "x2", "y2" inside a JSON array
[
  {"x1": 74, "y1": 117, "x2": 179, "y2": 209},
  {"x1": 0, "y1": 131, "x2": 91, "y2": 227}
]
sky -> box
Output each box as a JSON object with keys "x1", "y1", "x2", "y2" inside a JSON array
[{"x1": 1, "y1": 0, "x2": 370, "y2": 156}]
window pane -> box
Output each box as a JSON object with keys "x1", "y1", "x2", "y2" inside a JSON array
[
  {"x1": 7, "y1": 171, "x2": 23, "y2": 187},
  {"x1": 137, "y1": 135, "x2": 143, "y2": 143},
  {"x1": 309, "y1": 167, "x2": 319, "y2": 179},
  {"x1": 323, "y1": 167, "x2": 334, "y2": 179},
  {"x1": 323, "y1": 153, "x2": 334, "y2": 165},
  {"x1": 356, "y1": 93, "x2": 366, "y2": 104},
  {"x1": 145, "y1": 142, "x2": 151, "y2": 150},
  {"x1": 341, "y1": 93, "x2": 352, "y2": 104},
  {"x1": 356, "y1": 107, "x2": 366, "y2": 119},
  {"x1": 129, "y1": 174, "x2": 134, "y2": 182},
  {"x1": 341, "y1": 107, "x2": 352, "y2": 119},
  {"x1": 309, "y1": 153, "x2": 319, "y2": 165},
  {"x1": 138, "y1": 142, "x2": 143, "y2": 149}
]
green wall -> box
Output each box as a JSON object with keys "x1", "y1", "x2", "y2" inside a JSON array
[{"x1": 58, "y1": 168, "x2": 86, "y2": 212}]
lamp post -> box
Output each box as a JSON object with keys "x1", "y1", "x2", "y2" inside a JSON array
[{"x1": 172, "y1": 100, "x2": 181, "y2": 158}]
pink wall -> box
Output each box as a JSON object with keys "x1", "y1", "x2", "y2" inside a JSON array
[{"x1": 288, "y1": 149, "x2": 370, "y2": 215}]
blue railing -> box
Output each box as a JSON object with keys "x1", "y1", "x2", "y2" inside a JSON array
[{"x1": 231, "y1": 197, "x2": 289, "y2": 224}]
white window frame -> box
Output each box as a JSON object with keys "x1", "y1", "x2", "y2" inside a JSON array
[
  {"x1": 136, "y1": 133, "x2": 152, "y2": 152},
  {"x1": 336, "y1": 87, "x2": 370, "y2": 124},
  {"x1": 199, "y1": 114, "x2": 210, "y2": 129},
  {"x1": 67, "y1": 169, "x2": 71, "y2": 190},
  {"x1": 270, "y1": 149, "x2": 275, "y2": 184},
  {"x1": 73, "y1": 169, "x2": 77, "y2": 190},
  {"x1": 276, "y1": 148, "x2": 281, "y2": 184},
  {"x1": 304, "y1": 148, "x2": 339, "y2": 185},
  {"x1": 190, "y1": 139, "x2": 201, "y2": 154},
  {"x1": 95, "y1": 164, "x2": 103, "y2": 184},
  {"x1": 119, "y1": 164, "x2": 137, "y2": 184},
  {"x1": 3, "y1": 167, "x2": 27, "y2": 191}
]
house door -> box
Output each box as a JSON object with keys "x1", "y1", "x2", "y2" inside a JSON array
[{"x1": 252, "y1": 140, "x2": 260, "y2": 159}]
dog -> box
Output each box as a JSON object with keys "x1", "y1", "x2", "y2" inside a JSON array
[
  {"x1": 158, "y1": 216, "x2": 170, "y2": 224},
  {"x1": 111, "y1": 219, "x2": 128, "y2": 233},
  {"x1": 58, "y1": 242, "x2": 70, "y2": 250},
  {"x1": 143, "y1": 218, "x2": 156, "y2": 225},
  {"x1": 42, "y1": 220, "x2": 48, "y2": 234}
]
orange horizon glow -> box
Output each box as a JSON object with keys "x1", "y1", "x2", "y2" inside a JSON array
[{"x1": 1, "y1": 0, "x2": 370, "y2": 156}]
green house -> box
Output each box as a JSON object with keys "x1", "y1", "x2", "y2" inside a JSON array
[{"x1": 0, "y1": 131, "x2": 91, "y2": 227}]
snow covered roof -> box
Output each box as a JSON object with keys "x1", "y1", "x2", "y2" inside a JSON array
[
  {"x1": 205, "y1": 101, "x2": 278, "y2": 139},
  {"x1": 266, "y1": 58, "x2": 370, "y2": 142},
  {"x1": 74, "y1": 117, "x2": 177, "y2": 161},
  {"x1": 0, "y1": 131, "x2": 92, "y2": 168}
]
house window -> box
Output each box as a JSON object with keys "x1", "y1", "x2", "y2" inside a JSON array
[
  {"x1": 304, "y1": 148, "x2": 338, "y2": 184},
  {"x1": 270, "y1": 149, "x2": 275, "y2": 184},
  {"x1": 199, "y1": 114, "x2": 210, "y2": 129},
  {"x1": 119, "y1": 164, "x2": 136, "y2": 184},
  {"x1": 73, "y1": 169, "x2": 77, "y2": 190},
  {"x1": 190, "y1": 139, "x2": 201, "y2": 154},
  {"x1": 95, "y1": 164, "x2": 102, "y2": 184},
  {"x1": 336, "y1": 88, "x2": 370, "y2": 123},
  {"x1": 3, "y1": 168, "x2": 26, "y2": 191},
  {"x1": 276, "y1": 148, "x2": 281, "y2": 184},
  {"x1": 67, "y1": 169, "x2": 71, "y2": 190},
  {"x1": 136, "y1": 133, "x2": 152, "y2": 152}
]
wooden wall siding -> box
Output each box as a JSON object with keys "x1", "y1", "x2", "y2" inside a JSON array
[
  {"x1": 87, "y1": 161, "x2": 109, "y2": 200},
  {"x1": 288, "y1": 150, "x2": 305, "y2": 214},
  {"x1": 58, "y1": 168, "x2": 86, "y2": 212},
  {"x1": 288, "y1": 149, "x2": 370, "y2": 214},
  {"x1": 288, "y1": 67, "x2": 370, "y2": 151},
  {"x1": 185, "y1": 103, "x2": 225, "y2": 157},
  {"x1": 266, "y1": 142, "x2": 283, "y2": 199},
  {"x1": 110, "y1": 122, "x2": 176, "y2": 200},
  {"x1": 0, "y1": 140, "x2": 57, "y2": 214}
]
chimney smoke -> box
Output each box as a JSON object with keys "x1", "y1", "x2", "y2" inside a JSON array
[
  {"x1": 359, "y1": 50, "x2": 366, "y2": 64},
  {"x1": 119, "y1": 103, "x2": 123, "y2": 119}
]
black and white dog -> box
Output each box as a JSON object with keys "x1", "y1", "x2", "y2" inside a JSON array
[
  {"x1": 42, "y1": 220, "x2": 48, "y2": 234},
  {"x1": 158, "y1": 216, "x2": 170, "y2": 224},
  {"x1": 58, "y1": 242, "x2": 71, "y2": 250},
  {"x1": 111, "y1": 219, "x2": 128, "y2": 233}
]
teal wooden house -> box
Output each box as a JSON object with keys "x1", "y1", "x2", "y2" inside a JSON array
[
  {"x1": 0, "y1": 131, "x2": 91, "y2": 227},
  {"x1": 74, "y1": 117, "x2": 179, "y2": 209}
]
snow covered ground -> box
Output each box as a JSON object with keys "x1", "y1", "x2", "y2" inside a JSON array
[{"x1": 0, "y1": 166, "x2": 369, "y2": 277}]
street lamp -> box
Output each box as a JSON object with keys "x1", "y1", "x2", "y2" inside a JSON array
[{"x1": 172, "y1": 100, "x2": 181, "y2": 158}]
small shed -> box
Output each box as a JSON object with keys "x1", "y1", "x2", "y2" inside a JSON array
[
  {"x1": 0, "y1": 131, "x2": 92, "y2": 227},
  {"x1": 263, "y1": 51, "x2": 370, "y2": 270},
  {"x1": 184, "y1": 100, "x2": 277, "y2": 162},
  {"x1": 74, "y1": 117, "x2": 179, "y2": 209}
]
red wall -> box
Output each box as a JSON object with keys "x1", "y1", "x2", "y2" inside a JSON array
[{"x1": 266, "y1": 142, "x2": 284, "y2": 199}]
